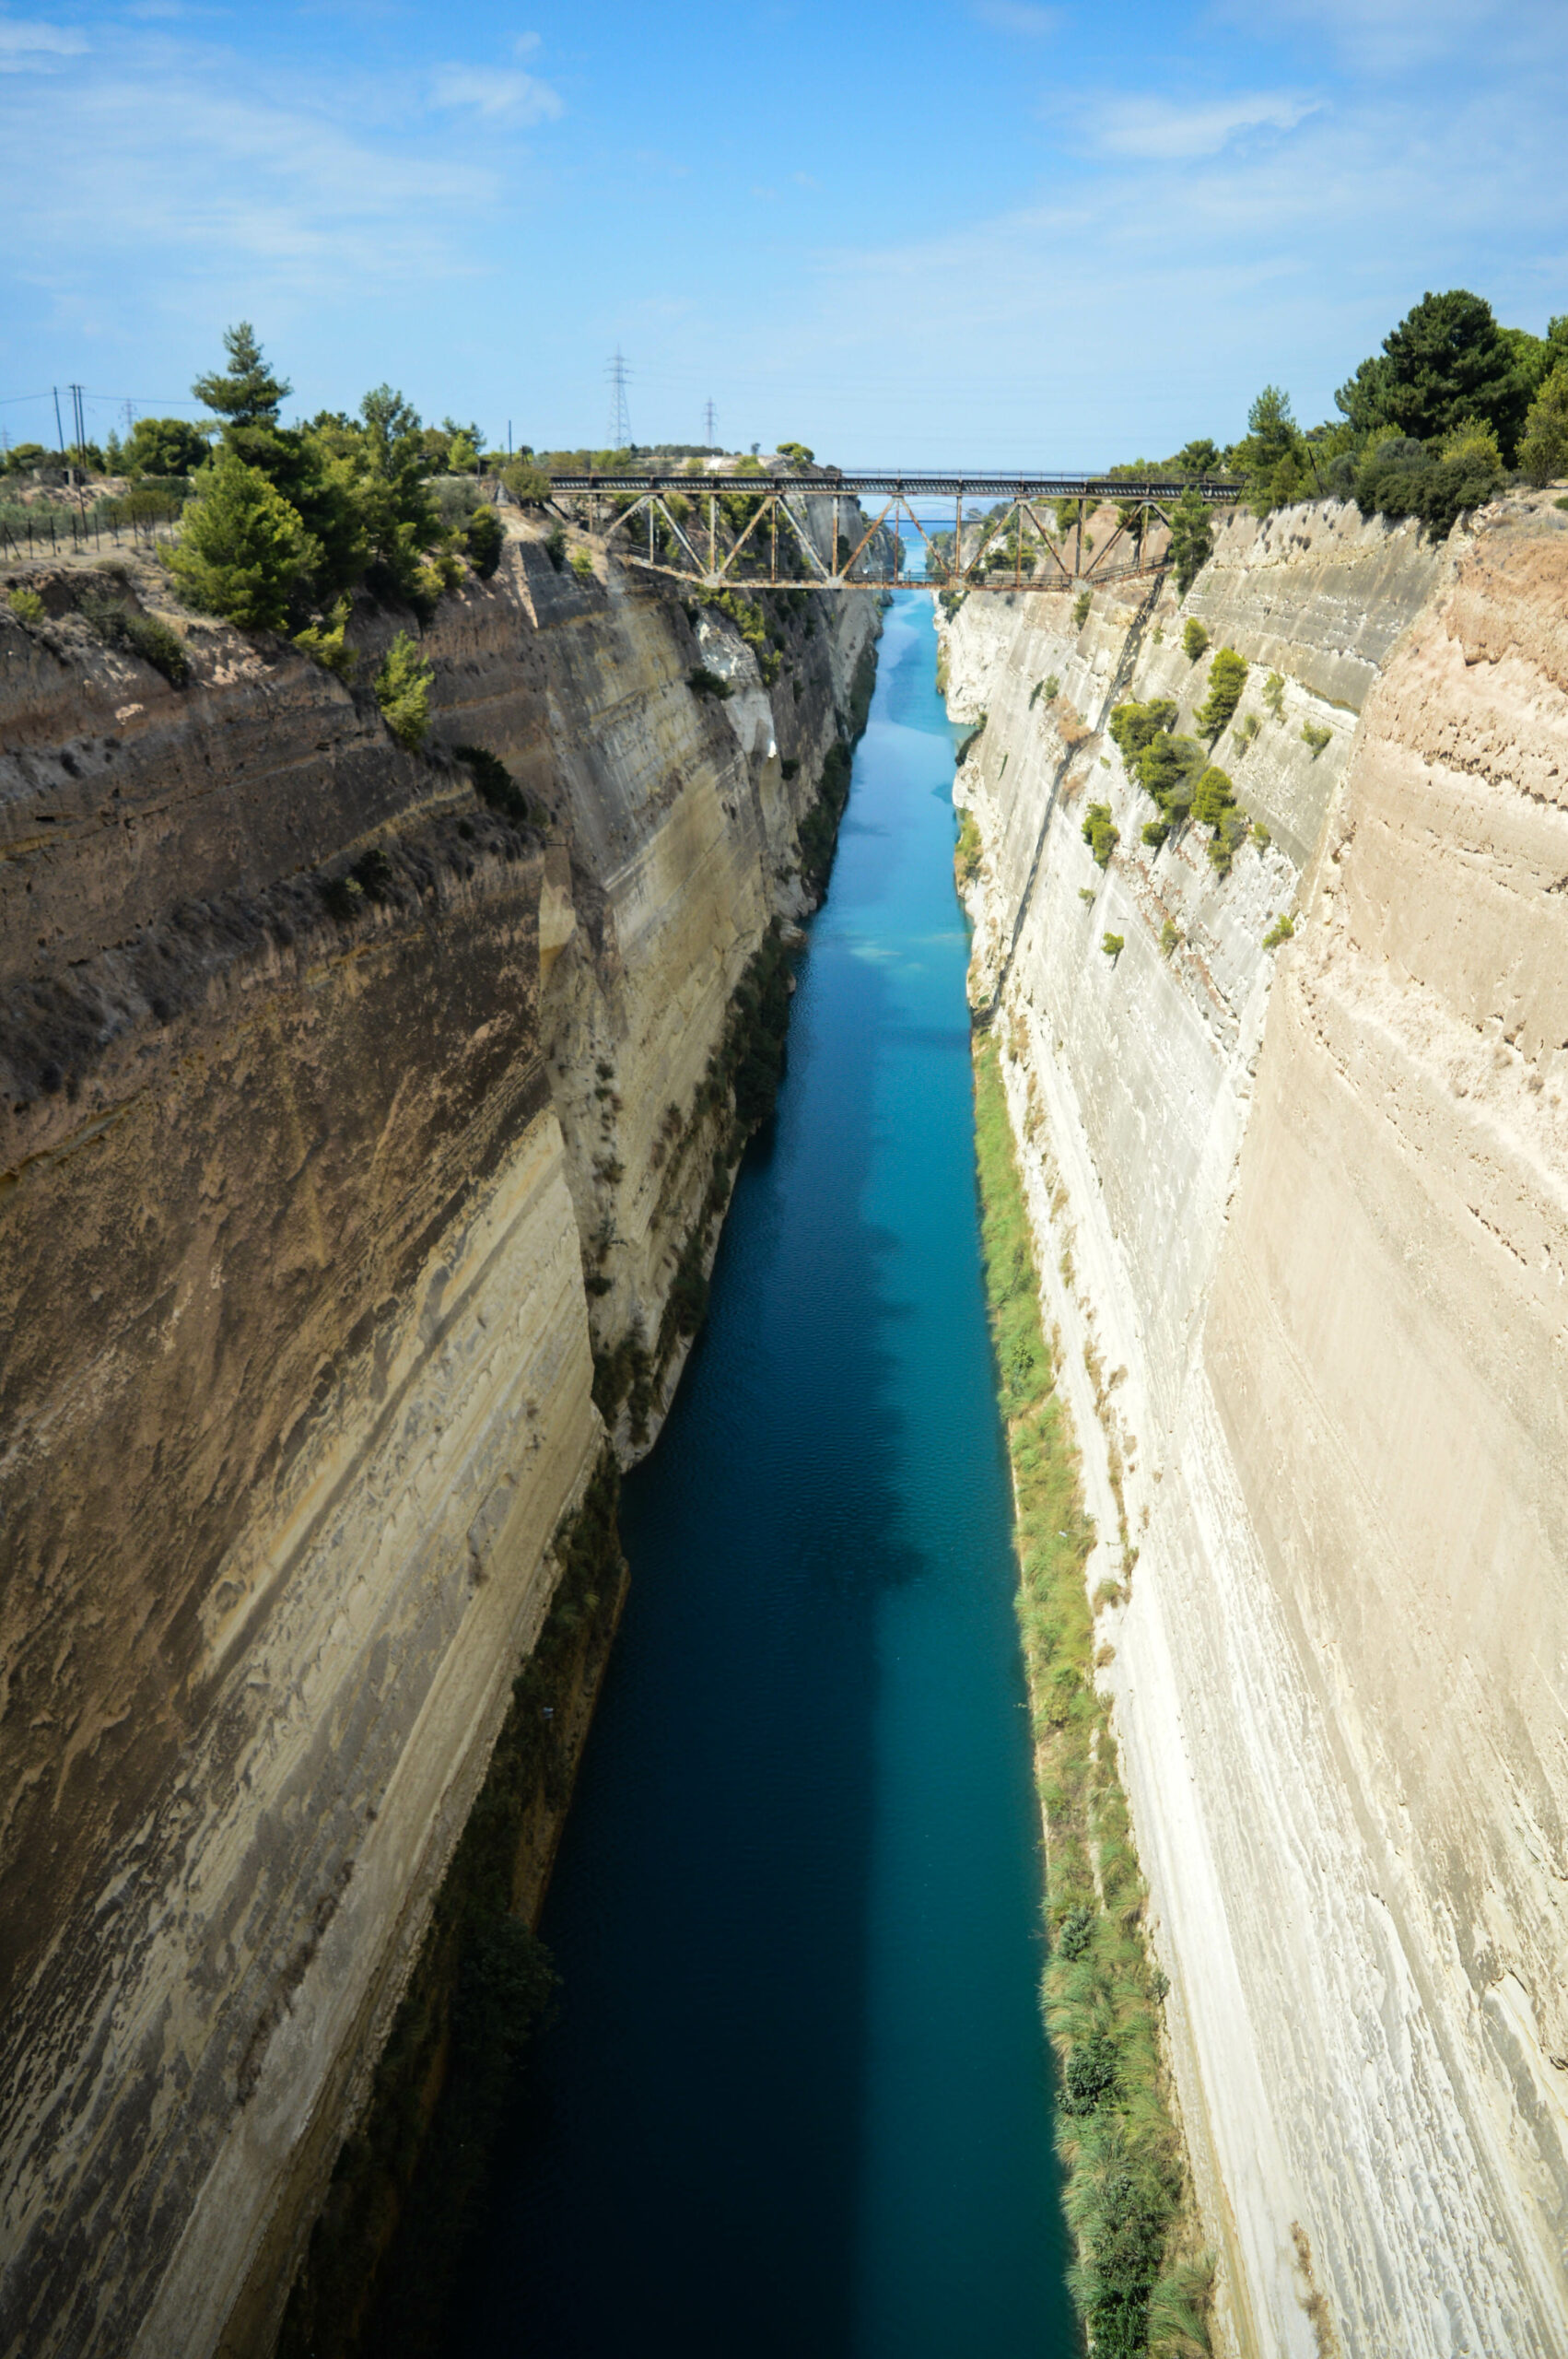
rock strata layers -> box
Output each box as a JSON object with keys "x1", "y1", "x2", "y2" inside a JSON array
[
  {"x1": 942, "y1": 496, "x2": 1568, "y2": 2357},
  {"x1": 0, "y1": 523, "x2": 877, "y2": 2357}
]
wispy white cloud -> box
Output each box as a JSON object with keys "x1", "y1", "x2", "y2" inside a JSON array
[
  {"x1": 430, "y1": 64, "x2": 561, "y2": 123},
  {"x1": 0, "y1": 15, "x2": 88, "y2": 66},
  {"x1": 1093, "y1": 90, "x2": 1320, "y2": 160},
  {"x1": 970, "y1": 0, "x2": 1059, "y2": 32}
]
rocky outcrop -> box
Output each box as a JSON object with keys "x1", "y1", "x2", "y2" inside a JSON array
[
  {"x1": 942, "y1": 494, "x2": 1568, "y2": 2356},
  {"x1": 0, "y1": 522, "x2": 877, "y2": 2357}
]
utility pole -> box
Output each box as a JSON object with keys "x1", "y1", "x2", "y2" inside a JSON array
[
  {"x1": 606, "y1": 349, "x2": 632, "y2": 451},
  {"x1": 704, "y1": 396, "x2": 717, "y2": 451},
  {"x1": 69, "y1": 383, "x2": 87, "y2": 463},
  {"x1": 53, "y1": 386, "x2": 65, "y2": 456}
]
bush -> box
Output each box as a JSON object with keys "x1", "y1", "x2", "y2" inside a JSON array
[
  {"x1": 124, "y1": 415, "x2": 211, "y2": 477},
  {"x1": 568, "y1": 546, "x2": 595, "y2": 581},
  {"x1": 1109, "y1": 698, "x2": 1176, "y2": 766},
  {"x1": 169, "y1": 447, "x2": 313, "y2": 630},
  {"x1": 1073, "y1": 591, "x2": 1092, "y2": 628},
  {"x1": 1234, "y1": 711, "x2": 1260, "y2": 751},
  {"x1": 1061, "y1": 2032, "x2": 1120, "y2": 2116},
  {"x1": 6, "y1": 587, "x2": 44, "y2": 623},
  {"x1": 1141, "y1": 820, "x2": 1170, "y2": 851},
  {"x1": 464, "y1": 504, "x2": 505, "y2": 579},
  {"x1": 1263, "y1": 912, "x2": 1295, "y2": 948},
  {"x1": 1519, "y1": 364, "x2": 1568, "y2": 487},
  {"x1": 543, "y1": 525, "x2": 568, "y2": 570},
  {"x1": 1082, "y1": 803, "x2": 1119, "y2": 866},
  {"x1": 1159, "y1": 918, "x2": 1179, "y2": 956},
  {"x1": 1262, "y1": 669, "x2": 1285, "y2": 720},
  {"x1": 502, "y1": 458, "x2": 552, "y2": 505},
  {"x1": 1101, "y1": 931, "x2": 1125, "y2": 959},
  {"x1": 1195, "y1": 647, "x2": 1246, "y2": 741},
  {"x1": 1181, "y1": 617, "x2": 1209, "y2": 662},
  {"x1": 687, "y1": 664, "x2": 732, "y2": 699},
  {"x1": 293, "y1": 599, "x2": 356, "y2": 679},
  {"x1": 955, "y1": 811, "x2": 983, "y2": 884},
  {"x1": 1190, "y1": 764, "x2": 1235, "y2": 827},
  {"x1": 80, "y1": 594, "x2": 191, "y2": 686},
  {"x1": 1301, "y1": 721, "x2": 1331, "y2": 757},
  {"x1": 1058, "y1": 1904, "x2": 1095, "y2": 1960},
  {"x1": 375, "y1": 630, "x2": 433, "y2": 747},
  {"x1": 1138, "y1": 731, "x2": 1203, "y2": 823}
]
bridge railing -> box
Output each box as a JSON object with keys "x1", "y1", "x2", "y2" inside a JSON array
[{"x1": 544, "y1": 472, "x2": 1242, "y2": 593}]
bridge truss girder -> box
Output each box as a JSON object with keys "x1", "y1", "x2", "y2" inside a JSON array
[{"x1": 554, "y1": 475, "x2": 1236, "y2": 595}]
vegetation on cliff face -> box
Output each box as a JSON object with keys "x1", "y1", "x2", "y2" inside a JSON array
[
  {"x1": 972, "y1": 1032, "x2": 1212, "y2": 2359},
  {"x1": 276, "y1": 1456, "x2": 627, "y2": 2359}
]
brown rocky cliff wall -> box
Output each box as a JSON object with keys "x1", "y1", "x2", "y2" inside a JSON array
[
  {"x1": 0, "y1": 525, "x2": 877, "y2": 2356},
  {"x1": 942, "y1": 494, "x2": 1568, "y2": 2354}
]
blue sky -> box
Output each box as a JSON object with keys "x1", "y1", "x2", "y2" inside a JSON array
[{"x1": 2, "y1": 0, "x2": 1565, "y2": 466}]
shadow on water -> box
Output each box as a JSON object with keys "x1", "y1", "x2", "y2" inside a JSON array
[{"x1": 442, "y1": 594, "x2": 1075, "y2": 2359}]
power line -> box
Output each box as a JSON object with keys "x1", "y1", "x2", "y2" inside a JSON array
[{"x1": 605, "y1": 349, "x2": 632, "y2": 450}]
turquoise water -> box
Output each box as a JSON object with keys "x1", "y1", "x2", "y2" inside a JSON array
[{"x1": 449, "y1": 592, "x2": 1075, "y2": 2356}]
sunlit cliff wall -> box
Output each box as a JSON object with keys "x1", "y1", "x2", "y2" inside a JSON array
[
  {"x1": 0, "y1": 519, "x2": 876, "y2": 2357},
  {"x1": 942, "y1": 496, "x2": 1568, "y2": 2357}
]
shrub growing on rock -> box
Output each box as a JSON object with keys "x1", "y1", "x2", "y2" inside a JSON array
[
  {"x1": 1082, "y1": 802, "x2": 1119, "y2": 866},
  {"x1": 1195, "y1": 646, "x2": 1247, "y2": 742},
  {"x1": 80, "y1": 593, "x2": 191, "y2": 686},
  {"x1": 1181, "y1": 617, "x2": 1209, "y2": 662},
  {"x1": 375, "y1": 629, "x2": 432, "y2": 747},
  {"x1": 1168, "y1": 488, "x2": 1212, "y2": 597}
]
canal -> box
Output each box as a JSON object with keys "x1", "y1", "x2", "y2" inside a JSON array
[{"x1": 444, "y1": 589, "x2": 1076, "y2": 2356}]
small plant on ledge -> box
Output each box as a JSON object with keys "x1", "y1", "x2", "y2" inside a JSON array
[
  {"x1": 1263, "y1": 911, "x2": 1296, "y2": 948},
  {"x1": 1182, "y1": 616, "x2": 1210, "y2": 662},
  {"x1": 1302, "y1": 720, "x2": 1332, "y2": 757},
  {"x1": 1081, "y1": 802, "x2": 1119, "y2": 867},
  {"x1": 1101, "y1": 931, "x2": 1125, "y2": 960}
]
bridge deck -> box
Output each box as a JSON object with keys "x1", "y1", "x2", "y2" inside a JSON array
[{"x1": 550, "y1": 471, "x2": 1241, "y2": 500}]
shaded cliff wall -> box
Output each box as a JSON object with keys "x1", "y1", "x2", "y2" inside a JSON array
[
  {"x1": 0, "y1": 519, "x2": 877, "y2": 2357},
  {"x1": 942, "y1": 495, "x2": 1568, "y2": 2356}
]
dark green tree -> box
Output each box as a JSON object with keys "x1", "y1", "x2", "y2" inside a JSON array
[
  {"x1": 1519, "y1": 363, "x2": 1568, "y2": 487},
  {"x1": 124, "y1": 416, "x2": 212, "y2": 476},
  {"x1": 465, "y1": 503, "x2": 505, "y2": 579},
  {"x1": 193, "y1": 322, "x2": 290, "y2": 430},
  {"x1": 169, "y1": 448, "x2": 314, "y2": 629},
  {"x1": 1336, "y1": 289, "x2": 1528, "y2": 458},
  {"x1": 1196, "y1": 647, "x2": 1247, "y2": 742},
  {"x1": 1167, "y1": 487, "x2": 1212, "y2": 597}
]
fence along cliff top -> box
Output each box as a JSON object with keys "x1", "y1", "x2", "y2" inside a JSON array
[{"x1": 549, "y1": 470, "x2": 1243, "y2": 593}]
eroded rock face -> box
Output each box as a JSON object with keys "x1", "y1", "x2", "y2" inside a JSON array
[
  {"x1": 0, "y1": 527, "x2": 878, "y2": 2357},
  {"x1": 943, "y1": 499, "x2": 1568, "y2": 2357}
]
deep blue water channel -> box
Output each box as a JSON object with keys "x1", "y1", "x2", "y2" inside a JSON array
[{"x1": 449, "y1": 591, "x2": 1075, "y2": 2356}]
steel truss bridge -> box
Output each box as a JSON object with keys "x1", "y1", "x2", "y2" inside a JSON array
[{"x1": 549, "y1": 471, "x2": 1242, "y2": 594}]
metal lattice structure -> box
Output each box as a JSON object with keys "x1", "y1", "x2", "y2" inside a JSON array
[{"x1": 548, "y1": 471, "x2": 1242, "y2": 593}]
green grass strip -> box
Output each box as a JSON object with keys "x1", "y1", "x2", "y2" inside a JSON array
[{"x1": 972, "y1": 1029, "x2": 1213, "y2": 2358}]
